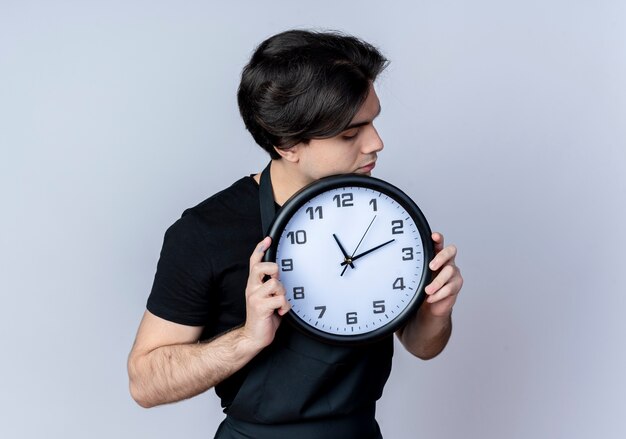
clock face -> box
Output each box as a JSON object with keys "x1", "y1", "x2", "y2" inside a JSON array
[{"x1": 265, "y1": 175, "x2": 432, "y2": 344}]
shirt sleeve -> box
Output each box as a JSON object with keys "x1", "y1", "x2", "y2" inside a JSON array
[{"x1": 146, "y1": 212, "x2": 214, "y2": 326}]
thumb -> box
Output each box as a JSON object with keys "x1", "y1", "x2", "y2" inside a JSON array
[{"x1": 249, "y1": 236, "x2": 272, "y2": 268}]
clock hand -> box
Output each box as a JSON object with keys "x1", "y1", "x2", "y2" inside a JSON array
[
  {"x1": 333, "y1": 234, "x2": 355, "y2": 269},
  {"x1": 340, "y1": 239, "x2": 396, "y2": 266},
  {"x1": 341, "y1": 215, "x2": 377, "y2": 276}
]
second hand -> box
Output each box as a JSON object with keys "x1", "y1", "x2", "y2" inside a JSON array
[{"x1": 341, "y1": 215, "x2": 377, "y2": 277}]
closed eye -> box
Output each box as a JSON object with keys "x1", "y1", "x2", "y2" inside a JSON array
[{"x1": 342, "y1": 129, "x2": 359, "y2": 140}]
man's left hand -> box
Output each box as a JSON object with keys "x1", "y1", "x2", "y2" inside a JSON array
[{"x1": 423, "y1": 232, "x2": 463, "y2": 317}]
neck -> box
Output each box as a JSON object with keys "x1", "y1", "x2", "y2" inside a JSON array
[{"x1": 254, "y1": 159, "x2": 309, "y2": 206}]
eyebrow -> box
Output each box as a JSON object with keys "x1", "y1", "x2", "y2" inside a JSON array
[{"x1": 343, "y1": 105, "x2": 382, "y2": 131}]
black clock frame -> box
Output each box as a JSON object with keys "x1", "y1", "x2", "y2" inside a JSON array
[{"x1": 263, "y1": 173, "x2": 434, "y2": 345}]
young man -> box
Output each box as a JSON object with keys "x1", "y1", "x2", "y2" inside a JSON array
[{"x1": 128, "y1": 30, "x2": 463, "y2": 438}]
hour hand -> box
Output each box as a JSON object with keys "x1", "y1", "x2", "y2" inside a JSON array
[
  {"x1": 333, "y1": 234, "x2": 355, "y2": 269},
  {"x1": 340, "y1": 239, "x2": 396, "y2": 266}
]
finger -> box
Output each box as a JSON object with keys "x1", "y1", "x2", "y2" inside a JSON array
[
  {"x1": 275, "y1": 296, "x2": 292, "y2": 316},
  {"x1": 248, "y1": 273, "x2": 283, "y2": 297},
  {"x1": 427, "y1": 283, "x2": 453, "y2": 303},
  {"x1": 267, "y1": 295, "x2": 291, "y2": 315},
  {"x1": 432, "y1": 232, "x2": 445, "y2": 254},
  {"x1": 249, "y1": 237, "x2": 272, "y2": 269},
  {"x1": 248, "y1": 294, "x2": 290, "y2": 319},
  {"x1": 246, "y1": 262, "x2": 280, "y2": 292},
  {"x1": 250, "y1": 261, "x2": 279, "y2": 279},
  {"x1": 429, "y1": 244, "x2": 457, "y2": 272},
  {"x1": 277, "y1": 302, "x2": 292, "y2": 316},
  {"x1": 425, "y1": 294, "x2": 456, "y2": 316},
  {"x1": 425, "y1": 264, "x2": 456, "y2": 295},
  {"x1": 427, "y1": 277, "x2": 462, "y2": 304}
]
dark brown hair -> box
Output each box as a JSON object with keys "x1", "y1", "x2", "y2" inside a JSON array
[{"x1": 237, "y1": 30, "x2": 388, "y2": 159}]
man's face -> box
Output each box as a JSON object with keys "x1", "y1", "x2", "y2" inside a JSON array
[{"x1": 291, "y1": 84, "x2": 384, "y2": 184}]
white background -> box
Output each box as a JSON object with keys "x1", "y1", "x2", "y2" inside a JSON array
[{"x1": 1, "y1": 1, "x2": 625, "y2": 438}]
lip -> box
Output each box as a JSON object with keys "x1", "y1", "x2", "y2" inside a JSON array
[{"x1": 357, "y1": 161, "x2": 376, "y2": 173}]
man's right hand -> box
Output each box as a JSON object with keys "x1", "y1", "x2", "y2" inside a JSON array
[
  {"x1": 128, "y1": 236, "x2": 291, "y2": 408},
  {"x1": 242, "y1": 237, "x2": 291, "y2": 350}
]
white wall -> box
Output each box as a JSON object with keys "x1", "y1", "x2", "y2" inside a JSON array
[{"x1": 1, "y1": 1, "x2": 624, "y2": 438}]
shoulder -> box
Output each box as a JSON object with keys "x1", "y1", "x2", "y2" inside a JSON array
[
  {"x1": 162, "y1": 176, "x2": 261, "y2": 254},
  {"x1": 168, "y1": 176, "x2": 258, "y2": 230},
  {"x1": 183, "y1": 176, "x2": 259, "y2": 226}
]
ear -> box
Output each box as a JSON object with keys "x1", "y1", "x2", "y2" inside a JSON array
[{"x1": 273, "y1": 144, "x2": 302, "y2": 163}]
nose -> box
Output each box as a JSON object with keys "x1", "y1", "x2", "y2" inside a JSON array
[{"x1": 361, "y1": 124, "x2": 384, "y2": 154}]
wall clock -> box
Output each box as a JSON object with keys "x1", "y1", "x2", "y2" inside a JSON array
[{"x1": 264, "y1": 174, "x2": 433, "y2": 344}]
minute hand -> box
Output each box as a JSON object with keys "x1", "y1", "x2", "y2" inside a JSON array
[{"x1": 340, "y1": 239, "x2": 396, "y2": 266}]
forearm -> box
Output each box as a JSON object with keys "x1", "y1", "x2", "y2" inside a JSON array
[
  {"x1": 397, "y1": 303, "x2": 452, "y2": 360},
  {"x1": 128, "y1": 326, "x2": 260, "y2": 408}
]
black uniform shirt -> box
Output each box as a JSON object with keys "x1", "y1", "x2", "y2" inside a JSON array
[{"x1": 147, "y1": 176, "x2": 393, "y2": 435}]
